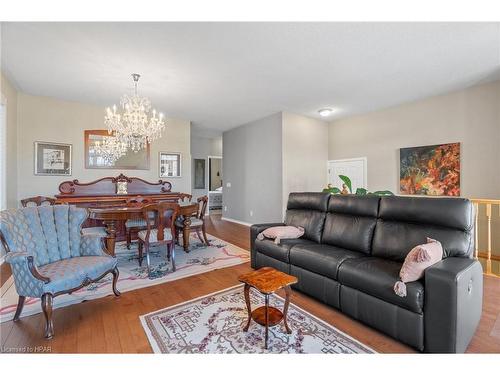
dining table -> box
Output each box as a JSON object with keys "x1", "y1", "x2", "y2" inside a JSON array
[{"x1": 88, "y1": 201, "x2": 199, "y2": 256}]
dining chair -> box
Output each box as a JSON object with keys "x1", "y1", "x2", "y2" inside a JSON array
[
  {"x1": 178, "y1": 193, "x2": 192, "y2": 202},
  {"x1": 175, "y1": 195, "x2": 209, "y2": 246},
  {"x1": 137, "y1": 202, "x2": 179, "y2": 277},
  {"x1": 20, "y1": 196, "x2": 56, "y2": 207},
  {"x1": 125, "y1": 196, "x2": 154, "y2": 250}
]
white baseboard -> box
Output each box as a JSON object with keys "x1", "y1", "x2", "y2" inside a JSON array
[{"x1": 221, "y1": 216, "x2": 253, "y2": 227}]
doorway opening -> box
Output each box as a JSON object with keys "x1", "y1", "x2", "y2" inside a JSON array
[{"x1": 207, "y1": 156, "x2": 223, "y2": 216}]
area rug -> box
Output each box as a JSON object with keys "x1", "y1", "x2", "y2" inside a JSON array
[
  {"x1": 0, "y1": 233, "x2": 249, "y2": 323},
  {"x1": 140, "y1": 285, "x2": 375, "y2": 353}
]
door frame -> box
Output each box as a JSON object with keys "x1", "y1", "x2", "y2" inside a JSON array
[
  {"x1": 327, "y1": 157, "x2": 368, "y2": 190},
  {"x1": 207, "y1": 155, "x2": 223, "y2": 215}
]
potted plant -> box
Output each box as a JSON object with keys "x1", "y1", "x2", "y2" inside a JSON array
[{"x1": 323, "y1": 175, "x2": 394, "y2": 196}]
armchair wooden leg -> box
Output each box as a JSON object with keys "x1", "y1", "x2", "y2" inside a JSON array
[
  {"x1": 126, "y1": 228, "x2": 132, "y2": 249},
  {"x1": 41, "y1": 293, "x2": 54, "y2": 339},
  {"x1": 202, "y1": 225, "x2": 210, "y2": 246},
  {"x1": 171, "y1": 242, "x2": 176, "y2": 272},
  {"x1": 13, "y1": 296, "x2": 26, "y2": 322},
  {"x1": 138, "y1": 240, "x2": 144, "y2": 266},
  {"x1": 111, "y1": 267, "x2": 121, "y2": 297},
  {"x1": 145, "y1": 243, "x2": 151, "y2": 278},
  {"x1": 195, "y1": 228, "x2": 203, "y2": 244}
]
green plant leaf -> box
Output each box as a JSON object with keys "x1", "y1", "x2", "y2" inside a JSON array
[
  {"x1": 323, "y1": 187, "x2": 341, "y2": 194},
  {"x1": 355, "y1": 188, "x2": 368, "y2": 195},
  {"x1": 372, "y1": 190, "x2": 394, "y2": 196},
  {"x1": 338, "y1": 175, "x2": 352, "y2": 193}
]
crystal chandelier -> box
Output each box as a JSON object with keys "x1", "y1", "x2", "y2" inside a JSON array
[
  {"x1": 105, "y1": 74, "x2": 165, "y2": 152},
  {"x1": 94, "y1": 136, "x2": 128, "y2": 166}
]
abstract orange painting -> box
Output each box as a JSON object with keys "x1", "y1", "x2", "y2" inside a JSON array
[{"x1": 399, "y1": 142, "x2": 460, "y2": 196}]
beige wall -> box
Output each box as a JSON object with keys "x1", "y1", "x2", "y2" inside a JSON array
[
  {"x1": 282, "y1": 112, "x2": 328, "y2": 215},
  {"x1": 17, "y1": 93, "x2": 191, "y2": 200},
  {"x1": 328, "y1": 80, "x2": 500, "y2": 199},
  {"x1": 0, "y1": 73, "x2": 18, "y2": 209}
]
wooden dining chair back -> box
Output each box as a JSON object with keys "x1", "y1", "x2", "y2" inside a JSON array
[
  {"x1": 21, "y1": 196, "x2": 56, "y2": 207},
  {"x1": 175, "y1": 195, "x2": 210, "y2": 247},
  {"x1": 137, "y1": 202, "x2": 180, "y2": 277},
  {"x1": 197, "y1": 195, "x2": 209, "y2": 219},
  {"x1": 178, "y1": 193, "x2": 192, "y2": 203},
  {"x1": 124, "y1": 196, "x2": 155, "y2": 250}
]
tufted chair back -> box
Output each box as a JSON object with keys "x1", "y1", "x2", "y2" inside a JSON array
[{"x1": 0, "y1": 205, "x2": 88, "y2": 266}]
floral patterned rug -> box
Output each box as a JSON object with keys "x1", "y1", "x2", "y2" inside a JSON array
[
  {"x1": 140, "y1": 285, "x2": 375, "y2": 354},
  {"x1": 0, "y1": 233, "x2": 249, "y2": 322}
]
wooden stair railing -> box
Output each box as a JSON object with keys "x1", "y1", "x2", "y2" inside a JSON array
[{"x1": 471, "y1": 198, "x2": 500, "y2": 276}]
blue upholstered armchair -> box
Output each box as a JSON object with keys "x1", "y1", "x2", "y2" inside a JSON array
[{"x1": 0, "y1": 205, "x2": 120, "y2": 339}]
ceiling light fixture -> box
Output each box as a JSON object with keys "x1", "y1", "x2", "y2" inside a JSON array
[
  {"x1": 318, "y1": 108, "x2": 334, "y2": 117},
  {"x1": 105, "y1": 73, "x2": 166, "y2": 152}
]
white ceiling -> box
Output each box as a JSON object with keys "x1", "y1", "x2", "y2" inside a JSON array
[{"x1": 1, "y1": 22, "x2": 499, "y2": 135}]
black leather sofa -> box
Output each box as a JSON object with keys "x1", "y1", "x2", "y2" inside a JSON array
[{"x1": 250, "y1": 193, "x2": 483, "y2": 353}]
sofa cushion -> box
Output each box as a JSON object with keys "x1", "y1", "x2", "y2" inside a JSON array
[
  {"x1": 287, "y1": 192, "x2": 331, "y2": 212},
  {"x1": 327, "y1": 195, "x2": 380, "y2": 217},
  {"x1": 338, "y1": 257, "x2": 424, "y2": 314},
  {"x1": 372, "y1": 220, "x2": 473, "y2": 262},
  {"x1": 254, "y1": 238, "x2": 316, "y2": 263},
  {"x1": 322, "y1": 214, "x2": 377, "y2": 254},
  {"x1": 284, "y1": 192, "x2": 330, "y2": 243},
  {"x1": 372, "y1": 196, "x2": 474, "y2": 261},
  {"x1": 40, "y1": 255, "x2": 117, "y2": 294},
  {"x1": 289, "y1": 244, "x2": 365, "y2": 280},
  {"x1": 322, "y1": 195, "x2": 379, "y2": 253}
]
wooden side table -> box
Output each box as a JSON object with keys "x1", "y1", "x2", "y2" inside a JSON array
[{"x1": 238, "y1": 267, "x2": 298, "y2": 349}]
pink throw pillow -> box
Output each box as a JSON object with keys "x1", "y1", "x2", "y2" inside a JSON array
[
  {"x1": 394, "y1": 238, "x2": 443, "y2": 297},
  {"x1": 257, "y1": 226, "x2": 305, "y2": 244}
]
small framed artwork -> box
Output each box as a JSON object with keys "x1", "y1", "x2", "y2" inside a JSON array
[
  {"x1": 34, "y1": 141, "x2": 72, "y2": 176},
  {"x1": 159, "y1": 152, "x2": 182, "y2": 178},
  {"x1": 193, "y1": 158, "x2": 206, "y2": 189}
]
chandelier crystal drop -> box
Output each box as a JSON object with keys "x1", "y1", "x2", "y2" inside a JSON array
[{"x1": 105, "y1": 73, "x2": 166, "y2": 152}]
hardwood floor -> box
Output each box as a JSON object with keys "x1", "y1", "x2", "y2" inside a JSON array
[{"x1": 1, "y1": 213, "x2": 499, "y2": 353}]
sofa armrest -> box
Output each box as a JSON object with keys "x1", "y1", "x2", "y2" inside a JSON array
[
  {"x1": 424, "y1": 257, "x2": 483, "y2": 353},
  {"x1": 250, "y1": 223, "x2": 285, "y2": 268},
  {"x1": 5, "y1": 252, "x2": 50, "y2": 297},
  {"x1": 80, "y1": 234, "x2": 108, "y2": 257}
]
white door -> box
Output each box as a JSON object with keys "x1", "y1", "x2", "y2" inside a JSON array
[{"x1": 328, "y1": 157, "x2": 367, "y2": 192}]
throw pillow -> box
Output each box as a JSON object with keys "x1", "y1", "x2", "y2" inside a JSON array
[
  {"x1": 257, "y1": 226, "x2": 305, "y2": 244},
  {"x1": 394, "y1": 237, "x2": 443, "y2": 297}
]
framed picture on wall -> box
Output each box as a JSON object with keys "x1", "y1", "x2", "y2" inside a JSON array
[
  {"x1": 34, "y1": 141, "x2": 72, "y2": 176},
  {"x1": 159, "y1": 152, "x2": 182, "y2": 178},
  {"x1": 193, "y1": 158, "x2": 206, "y2": 189},
  {"x1": 399, "y1": 142, "x2": 460, "y2": 196}
]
